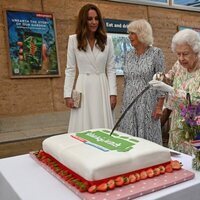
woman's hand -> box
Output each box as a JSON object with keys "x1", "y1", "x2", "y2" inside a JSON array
[
  {"x1": 152, "y1": 109, "x2": 163, "y2": 120},
  {"x1": 149, "y1": 80, "x2": 174, "y2": 93},
  {"x1": 110, "y1": 95, "x2": 117, "y2": 110},
  {"x1": 65, "y1": 97, "x2": 74, "y2": 108},
  {"x1": 153, "y1": 72, "x2": 165, "y2": 81}
]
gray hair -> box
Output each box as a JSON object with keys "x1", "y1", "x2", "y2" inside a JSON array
[
  {"x1": 171, "y1": 29, "x2": 200, "y2": 55},
  {"x1": 127, "y1": 19, "x2": 153, "y2": 46}
]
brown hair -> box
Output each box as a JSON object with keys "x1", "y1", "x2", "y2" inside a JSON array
[{"x1": 76, "y1": 4, "x2": 107, "y2": 52}]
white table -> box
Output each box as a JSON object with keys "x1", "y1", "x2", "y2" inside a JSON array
[{"x1": 0, "y1": 153, "x2": 200, "y2": 200}]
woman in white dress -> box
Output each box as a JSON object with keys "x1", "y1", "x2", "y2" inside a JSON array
[{"x1": 64, "y1": 4, "x2": 117, "y2": 132}]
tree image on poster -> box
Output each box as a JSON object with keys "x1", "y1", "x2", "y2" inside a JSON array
[{"x1": 5, "y1": 10, "x2": 60, "y2": 78}]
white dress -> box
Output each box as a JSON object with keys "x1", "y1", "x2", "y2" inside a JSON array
[{"x1": 64, "y1": 34, "x2": 117, "y2": 132}]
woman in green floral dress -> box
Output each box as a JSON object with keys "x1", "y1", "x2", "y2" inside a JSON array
[{"x1": 150, "y1": 29, "x2": 200, "y2": 154}]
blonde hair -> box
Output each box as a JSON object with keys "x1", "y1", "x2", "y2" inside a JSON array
[
  {"x1": 171, "y1": 29, "x2": 200, "y2": 55},
  {"x1": 127, "y1": 19, "x2": 153, "y2": 46}
]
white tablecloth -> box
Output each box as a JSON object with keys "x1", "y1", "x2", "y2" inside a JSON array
[{"x1": 0, "y1": 153, "x2": 200, "y2": 200}]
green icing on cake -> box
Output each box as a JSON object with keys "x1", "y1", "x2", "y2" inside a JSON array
[{"x1": 76, "y1": 130, "x2": 139, "y2": 152}]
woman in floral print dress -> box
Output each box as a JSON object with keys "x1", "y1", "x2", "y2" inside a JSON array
[
  {"x1": 119, "y1": 19, "x2": 165, "y2": 145},
  {"x1": 150, "y1": 29, "x2": 200, "y2": 154}
]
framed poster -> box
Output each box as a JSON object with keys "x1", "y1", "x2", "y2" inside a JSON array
[
  {"x1": 105, "y1": 19, "x2": 132, "y2": 75},
  {"x1": 4, "y1": 10, "x2": 60, "y2": 78},
  {"x1": 108, "y1": 33, "x2": 132, "y2": 75}
]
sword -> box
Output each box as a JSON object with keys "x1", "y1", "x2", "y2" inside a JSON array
[{"x1": 110, "y1": 84, "x2": 151, "y2": 136}]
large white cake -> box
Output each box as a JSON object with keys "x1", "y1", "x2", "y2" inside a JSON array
[{"x1": 43, "y1": 129, "x2": 171, "y2": 182}]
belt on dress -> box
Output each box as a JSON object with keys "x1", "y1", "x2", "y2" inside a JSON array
[{"x1": 79, "y1": 72, "x2": 105, "y2": 75}]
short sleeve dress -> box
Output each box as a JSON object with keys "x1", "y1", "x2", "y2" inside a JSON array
[
  {"x1": 165, "y1": 61, "x2": 200, "y2": 154},
  {"x1": 118, "y1": 46, "x2": 165, "y2": 145}
]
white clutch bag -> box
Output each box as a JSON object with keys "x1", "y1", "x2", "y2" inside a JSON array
[{"x1": 72, "y1": 90, "x2": 82, "y2": 108}]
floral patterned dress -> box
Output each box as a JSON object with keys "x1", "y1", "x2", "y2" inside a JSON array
[
  {"x1": 118, "y1": 46, "x2": 165, "y2": 145},
  {"x1": 165, "y1": 61, "x2": 200, "y2": 154}
]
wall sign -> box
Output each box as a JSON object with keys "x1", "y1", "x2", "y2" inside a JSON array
[{"x1": 104, "y1": 18, "x2": 130, "y2": 34}]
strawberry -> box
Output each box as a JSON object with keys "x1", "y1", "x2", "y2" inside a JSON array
[
  {"x1": 171, "y1": 160, "x2": 182, "y2": 170},
  {"x1": 54, "y1": 166, "x2": 61, "y2": 173},
  {"x1": 49, "y1": 164, "x2": 56, "y2": 170},
  {"x1": 58, "y1": 170, "x2": 68, "y2": 178},
  {"x1": 48, "y1": 161, "x2": 56, "y2": 168},
  {"x1": 78, "y1": 183, "x2": 89, "y2": 192},
  {"x1": 134, "y1": 173, "x2": 140, "y2": 181},
  {"x1": 123, "y1": 177, "x2": 130, "y2": 185},
  {"x1": 153, "y1": 167, "x2": 161, "y2": 176},
  {"x1": 72, "y1": 179, "x2": 80, "y2": 187},
  {"x1": 140, "y1": 170, "x2": 148, "y2": 180},
  {"x1": 115, "y1": 176, "x2": 124, "y2": 186},
  {"x1": 97, "y1": 183, "x2": 108, "y2": 192},
  {"x1": 107, "y1": 179, "x2": 115, "y2": 190},
  {"x1": 43, "y1": 158, "x2": 52, "y2": 165},
  {"x1": 82, "y1": 181, "x2": 89, "y2": 189},
  {"x1": 146, "y1": 168, "x2": 154, "y2": 178},
  {"x1": 46, "y1": 158, "x2": 52, "y2": 163},
  {"x1": 68, "y1": 177, "x2": 76, "y2": 185},
  {"x1": 165, "y1": 164, "x2": 173, "y2": 173},
  {"x1": 63, "y1": 174, "x2": 72, "y2": 181},
  {"x1": 88, "y1": 185, "x2": 97, "y2": 193},
  {"x1": 39, "y1": 155, "x2": 47, "y2": 161},
  {"x1": 158, "y1": 165, "x2": 166, "y2": 174},
  {"x1": 37, "y1": 151, "x2": 46, "y2": 159},
  {"x1": 129, "y1": 174, "x2": 137, "y2": 183},
  {"x1": 41, "y1": 158, "x2": 48, "y2": 164}
]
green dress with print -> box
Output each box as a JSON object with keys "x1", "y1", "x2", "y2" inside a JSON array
[{"x1": 165, "y1": 61, "x2": 200, "y2": 154}]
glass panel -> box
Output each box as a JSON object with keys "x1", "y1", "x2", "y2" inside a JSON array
[
  {"x1": 173, "y1": 0, "x2": 200, "y2": 7},
  {"x1": 134, "y1": 0, "x2": 168, "y2": 3},
  {"x1": 149, "y1": 0, "x2": 168, "y2": 2}
]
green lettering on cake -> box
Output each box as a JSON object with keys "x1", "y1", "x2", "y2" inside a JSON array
[{"x1": 76, "y1": 130, "x2": 139, "y2": 152}]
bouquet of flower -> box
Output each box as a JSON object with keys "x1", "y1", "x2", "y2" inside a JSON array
[
  {"x1": 179, "y1": 94, "x2": 200, "y2": 171},
  {"x1": 179, "y1": 101, "x2": 200, "y2": 141}
]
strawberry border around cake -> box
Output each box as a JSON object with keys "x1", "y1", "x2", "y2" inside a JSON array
[{"x1": 30, "y1": 150, "x2": 195, "y2": 199}]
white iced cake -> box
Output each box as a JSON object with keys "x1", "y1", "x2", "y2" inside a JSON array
[{"x1": 42, "y1": 129, "x2": 171, "y2": 182}]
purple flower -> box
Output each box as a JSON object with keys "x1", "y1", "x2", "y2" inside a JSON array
[{"x1": 180, "y1": 102, "x2": 200, "y2": 139}]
